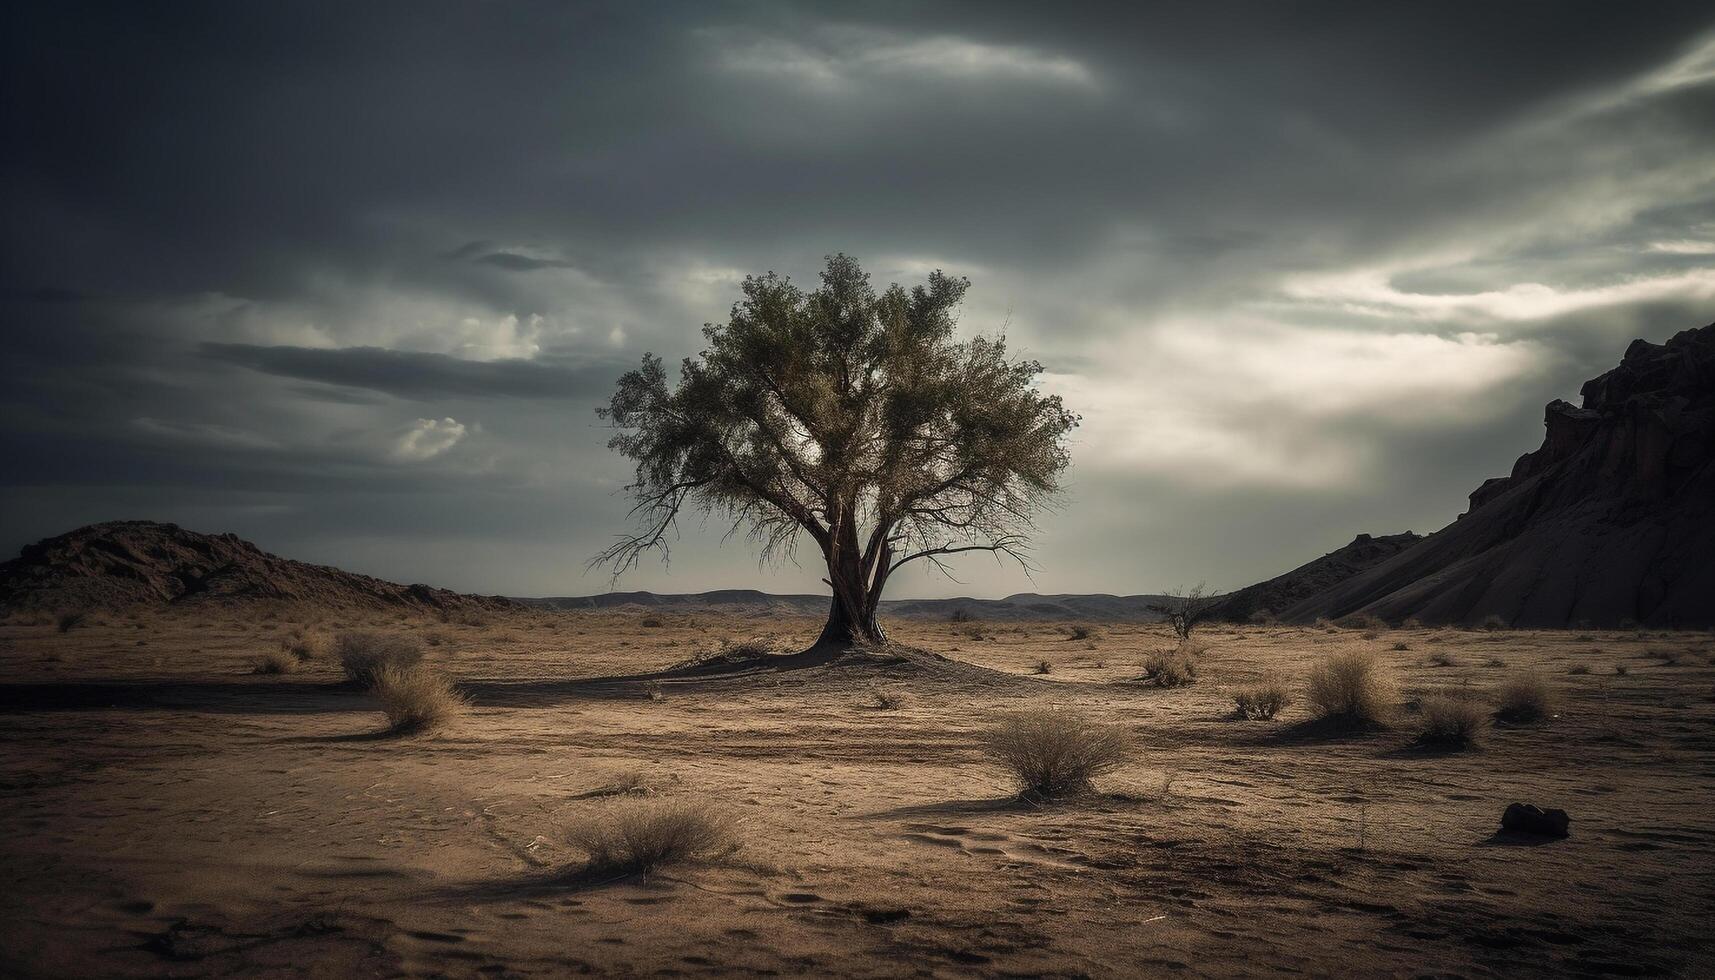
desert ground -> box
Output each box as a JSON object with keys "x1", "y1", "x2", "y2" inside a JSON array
[{"x1": 1, "y1": 608, "x2": 1712, "y2": 978}]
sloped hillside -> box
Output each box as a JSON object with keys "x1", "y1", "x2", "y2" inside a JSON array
[
  {"x1": 1204, "y1": 532, "x2": 1423, "y2": 623},
  {"x1": 1278, "y1": 323, "x2": 1715, "y2": 627},
  {"x1": 0, "y1": 521, "x2": 517, "y2": 612}
]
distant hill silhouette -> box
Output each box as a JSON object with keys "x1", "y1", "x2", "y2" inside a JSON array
[
  {"x1": 1251, "y1": 323, "x2": 1715, "y2": 628},
  {"x1": 0, "y1": 521, "x2": 1174, "y2": 621},
  {"x1": 0, "y1": 521, "x2": 517, "y2": 612},
  {"x1": 522, "y1": 591, "x2": 1176, "y2": 622}
]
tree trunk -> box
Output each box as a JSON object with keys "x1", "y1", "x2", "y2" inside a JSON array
[
  {"x1": 815, "y1": 593, "x2": 887, "y2": 647},
  {"x1": 814, "y1": 499, "x2": 888, "y2": 649}
]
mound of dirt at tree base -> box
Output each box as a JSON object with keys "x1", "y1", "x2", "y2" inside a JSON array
[
  {"x1": 0, "y1": 520, "x2": 518, "y2": 613},
  {"x1": 1275, "y1": 322, "x2": 1715, "y2": 628}
]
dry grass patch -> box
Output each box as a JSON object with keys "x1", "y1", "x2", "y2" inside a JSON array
[
  {"x1": 1142, "y1": 640, "x2": 1202, "y2": 687},
  {"x1": 282, "y1": 632, "x2": 327, "y2": 661},
  {"x1": 869, "y1": 687, "x2": 907, "y2": 710},
  {"x1": 334, "y1": 631, "x2": 425, "y2": 686},
  {"x1": 1415, "y1": 693, "x2": 1488, "y2": 748},
  {"x1": 1305, "y1": 650, "x2": 1396, "y2": 727},
  {"x1": 1233, "y1": 675, "x2": 1290, "y2": 720},
  {"x1": 372, "y1": 663, "x2": 467, "y2": 734},
  {"x1": 981, "y1": 709, "x2": 1130, "y2": 800},
  {"x1": 1495, "y1": 671, "x2": 1554, "y2": 723},
  {"x1": 568, "y1": 798, "x2": 736, "y2": 874},
  {"x1": 252, "y1": 649, "x2": 297, "y2": 675}
]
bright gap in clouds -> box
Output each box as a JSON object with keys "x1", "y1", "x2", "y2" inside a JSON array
[{"x1": 1045, "y1": 323, "x2": 1545, "y2": 490}]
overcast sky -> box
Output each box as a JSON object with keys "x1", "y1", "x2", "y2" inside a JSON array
[{"x1": 4, "y1": 2, "x2": 1714, "y2": 599}]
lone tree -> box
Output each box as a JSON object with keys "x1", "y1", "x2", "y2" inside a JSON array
[{"x1": 596, "y1": 254, "x2": 1079, "y2": 649}]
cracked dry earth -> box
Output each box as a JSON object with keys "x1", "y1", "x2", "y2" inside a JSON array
[{"x1": 1, "y1": 609, "x2": 1713, "y2": 977}]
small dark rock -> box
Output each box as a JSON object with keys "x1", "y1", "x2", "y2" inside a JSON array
[{"x1": 1501, "y1": 802, "x2": 1570, "y2": 838}]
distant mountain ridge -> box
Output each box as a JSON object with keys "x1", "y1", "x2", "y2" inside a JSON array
[
  {"x1": 0, "y1": 521, "x2": 517, "y2": 612},
  {"x1": 521, "y1": 590, "x2": 1178, "y2": 622}
]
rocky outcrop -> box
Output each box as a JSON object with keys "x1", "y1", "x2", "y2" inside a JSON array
[
  {"x1": 1205, "y1": 532, "x2": 1423, "y2": 623},
  {"x1": 1274, "y1": 323, "x2": 1715, "y2": 627},
  {"x1": 0, "y1": 521, "x2": 518, "y2": 612}
]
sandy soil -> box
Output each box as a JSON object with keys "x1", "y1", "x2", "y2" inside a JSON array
[{"x1": 1, "y1": 608, "x2": 1712, "y2": 978}]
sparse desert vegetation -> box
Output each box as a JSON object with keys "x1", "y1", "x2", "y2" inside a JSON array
[
  {"x1": 1305, "y1": 649, "x2": 1396, "y2": 727},
  {"x1": 981, "y1": 708, "x2": 1130, "y2": 799},
  {"x1": 1232, "y1": 676, "x2": 1290, "y2": 720},
  {"x1": 335, "y1": 630, "x2": 425, "y2": 686},
  {"x1": 1495, "y1": 671, "x2": 1554, "y2": 723},
  {"x1": 252, "y1": 648, "x2": 296, "y2": 675},
  {"x1": 371, "y1": 663, "x2": 467, "y2": 734},
  {"x1": 1141, "y1": 640, "x2": 1200, "y2": 687},
  {"x1": 567, "y1": 797, "x2": 736, "y2": 874},
  {"x1": 1415, "y1": 692, "x2": 1489, "y2": 748},
  {"x1": 2, "y1": 610, "x2": 1711, "y2": 977}
]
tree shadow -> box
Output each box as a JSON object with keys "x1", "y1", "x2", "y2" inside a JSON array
[
  {"x1": 423, "y1": 863, "x2": 694, "y2": 904},
  {"x1": 274, "y1": 729, "x2": 403, "y2": 744},
  {"x1": 0, "y1": 644, "x2": 982, "y2": 716},
  {"x1": 860, "y1": 796, "x2": 1043, "y2": 820},
  {"x1": 0, "y1": 679, "x2": 368, "y2": 715},
  {"x1": 1381, "y1": 739, "x2": 1482, "y2": 759},
  {"x1": 1255, "y1": 715, "x2": 1393, "y2": 745}
]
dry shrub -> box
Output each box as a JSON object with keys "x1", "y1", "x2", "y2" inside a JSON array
[
  {"x1": 568, "y1": 798, "x2": 735, "y2": 873},
  {"x1": 1337, "y1": 613, "x2": 1388, "y2": 631},
  {"x1": 1495, "y1": 671, "x2": 1553, "y2": 723},
  {"x1": 1305, "y1": 650, "x2": 1396, "y2": 726},
  {"x1": 56, "y1": 610, "x2": 86, "y2": 633},
  {"x1": 639, "y1": 616, "x2": 664, "y2": 628},
  {"x1": 282, "y1": 632, "x2": 327, "y2": 661},
  {"x1": 1416, "y1": 693, "x2": 1488, "y2": 747},
  {"x1": 870, "y1": 687, "x2": 907, "y2": 710},
  {"x1": 1479, "y1": 614, "x2": 1509, "y2": 631},
  {"x1": 1065, "y1": 624, "x2": 1093, "y2": 641},
  {"x1": 372, "y1": 663, "x2": 467, "y2": 734},
  {"x1": 981, "y1": 709, "x2": 1129, "y2": 799},
  {"x1": 253, "y1": 649, "x2": 296, "y2": 675},
  {"x1": 1233, "y1": 676, "x2": 1290, "y2": 720},
  {"x1": 1032, "y1": 659, "x2": 1053, "y2": 675},
  {"x1": 334, "y1": 631, "x2": 424, "y2": 686},
  {"x1": 1568, "y1": 664, "x2": 1591, "y2": 675},
  {"x1": 1142, "y1": 646, "x2": 1197, "y2": 687}
]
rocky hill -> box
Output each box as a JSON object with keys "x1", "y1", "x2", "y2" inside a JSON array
[
  {"x1": 0, "y1": 521, "x2": 518, "y2": 612},
  {"x1": 1204, "y1": 532, "x2": 1423, "y2": 623},
  {"x1": 1273, "y1": 322, "x2": 1715, "y2": 627}
]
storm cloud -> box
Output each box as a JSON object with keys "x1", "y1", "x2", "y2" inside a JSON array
[{"x1": 3, "y1": 1, "x2": 1713, "y2": 597}]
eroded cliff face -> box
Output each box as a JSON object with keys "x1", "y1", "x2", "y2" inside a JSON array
[
  {"x1": 0, "y1": 520, "x2": 517, "y2": 612},
  {"x1": 1271, "y1": 323, "x2": 1715, "y2": 627},
  {"x1": 1466, "y1": 330, "x2": 1713, "y2": 520}
]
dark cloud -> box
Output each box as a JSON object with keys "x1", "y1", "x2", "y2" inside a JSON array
[
  {"x1": 3, "y1": 1, "x2": 1713, "y2": 596},
  {"x1": 199, "y1": 343, "x2": 621, "y2": 400}
]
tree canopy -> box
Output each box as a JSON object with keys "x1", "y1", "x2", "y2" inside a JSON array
[{"x1": 597, "y1": 254, "x2": 1078, "y2": 646}]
